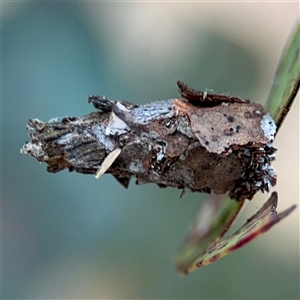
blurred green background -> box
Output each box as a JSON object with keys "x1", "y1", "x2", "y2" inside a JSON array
[{"x1": 2, "y1": 2, "x2": 299, "y2": 299}]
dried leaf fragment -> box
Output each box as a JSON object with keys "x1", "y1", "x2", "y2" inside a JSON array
[{"x1": 173, "y1": 98, "x2": 276, "y2": 154}]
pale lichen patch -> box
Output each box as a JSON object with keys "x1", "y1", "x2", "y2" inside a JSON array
[{"x1": 260, "y1": 113, "x2": 276, "y2": 141}]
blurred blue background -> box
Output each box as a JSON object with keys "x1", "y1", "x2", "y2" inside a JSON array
[{"x1": 2, "y1": 2, "x2": 299, "y2": 299}]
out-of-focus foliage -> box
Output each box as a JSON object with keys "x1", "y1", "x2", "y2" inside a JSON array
[
  {"x1": 266, "y1": 23, "x2": 300, "y2": 131},
  {"x1": 175, "y1": 195, "x2": 245, "y2": 274},
  {"x1": 175, "y1": 193, "x2": 295, "y2": 274}
]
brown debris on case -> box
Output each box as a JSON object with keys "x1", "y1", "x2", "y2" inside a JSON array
[
  {"x1": 21, "y1": 82, "x2": 277, "y2": 200},
  {"x1": 177, "y1": 81, "x2": 250, "y2": 105}
]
